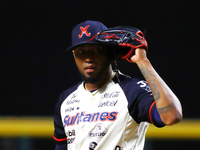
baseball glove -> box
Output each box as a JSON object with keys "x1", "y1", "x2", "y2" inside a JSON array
[{"x1": 95, "y1": 26, "x2": 148, "y2": 62}]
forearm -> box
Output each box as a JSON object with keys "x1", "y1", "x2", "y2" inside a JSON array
[{"x1": 136, "y1": 58, "x2": 183, "y2": 125}]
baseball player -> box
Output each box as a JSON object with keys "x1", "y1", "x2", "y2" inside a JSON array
[{"x1": 53, "y1": 20, "x2": 182, "y2": 150}]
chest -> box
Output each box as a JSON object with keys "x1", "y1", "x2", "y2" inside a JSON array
[{"x1": 60, "y1": 83, "x2": 129, "y2": 129}]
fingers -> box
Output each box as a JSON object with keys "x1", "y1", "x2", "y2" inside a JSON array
[{"x1": 129, "y1": 48, "x2": 147, "y2": 63}]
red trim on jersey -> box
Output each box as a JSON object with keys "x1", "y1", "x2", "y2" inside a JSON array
[
  {"x1": 53, "y1": 136, "x2": 67, "y2": 142},
  {"x1": 149, "y1": 101, "x2": 156, "y2": 124}
]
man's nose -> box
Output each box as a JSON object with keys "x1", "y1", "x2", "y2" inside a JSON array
[{"x1": 84, "y1": 51, "x2": 97, "y2": 58}]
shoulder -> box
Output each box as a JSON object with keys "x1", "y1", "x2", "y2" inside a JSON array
[
  {"x1": 56, "y1": 82, "x2": 82, "y2": 106},
  {"x1": 114, "y1": 71, "x2": 151, "y2": 94}
]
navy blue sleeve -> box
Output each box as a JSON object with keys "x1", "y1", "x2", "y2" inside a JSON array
[
  {"x1": 120, "y1": 78, "x2": 165, "y2": 127},
  {"x1": 55, "y1": 143, "x2": 67, "y2": 150},
  {"x1": 53, "y1": 83, "x2": 80, "y2": 145},
  {"x1": 53, "y1": 94, "x2": 67, "y2": 143},
  {"x1": 120, "y1": 79, "x2": 154, "y2": 123}
]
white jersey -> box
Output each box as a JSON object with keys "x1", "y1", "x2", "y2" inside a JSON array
[{"x1": 54, "y1": 72, "x2": 160, "y2": 150}]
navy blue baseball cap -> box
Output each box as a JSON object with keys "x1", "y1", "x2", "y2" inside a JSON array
[{"x1": 67, "y1": 20, "x2": 108, "y2": 51}]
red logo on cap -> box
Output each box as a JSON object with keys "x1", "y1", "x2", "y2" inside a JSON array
[{"x1": 78, "y1": 25, "x2": 91, "y2": 38}]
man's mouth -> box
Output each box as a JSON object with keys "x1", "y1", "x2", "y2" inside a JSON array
[{"x1": 84, "y1": 66, "x2": 97, "y2": 73}]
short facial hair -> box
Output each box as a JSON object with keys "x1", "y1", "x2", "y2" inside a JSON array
[
  {"x1": 81, "y1": 63, "x2": 110, "y2": 83},
  {"x1": 81, "y1": 72, "x2": 103, "y2": 83}
]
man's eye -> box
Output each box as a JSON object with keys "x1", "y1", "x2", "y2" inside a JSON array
[
  {"x1": 77, "y1": 49, "x2": 84, "y2": 54},
  {"x1": 93, "y1": 48, "x2": 103, "y2": 53},
  {"x1": 93, "y1": 48, "x2": 99, "y2": 52}
]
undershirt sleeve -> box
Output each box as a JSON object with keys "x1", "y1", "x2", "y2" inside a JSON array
[
  {"x1": 55, "y1": 143, "x2": 67, "y2": 150},
  {"x1": 149, "y1": 102, "x2": 165, "y2": 127}
]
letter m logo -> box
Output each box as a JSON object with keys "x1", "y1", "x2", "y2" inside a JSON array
[{"x1": 78, "y1": 25, "x2": 91, "y2": 38}]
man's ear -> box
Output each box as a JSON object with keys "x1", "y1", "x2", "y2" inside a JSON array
[{"x1": 72, "y1": 50, "x2": 75, "y2": 57}]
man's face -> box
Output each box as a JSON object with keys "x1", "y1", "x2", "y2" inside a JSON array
[{"x1": 72, "y1": 44, "x2": 110, "y2": 83}]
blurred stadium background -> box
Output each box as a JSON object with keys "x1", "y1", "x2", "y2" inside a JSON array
[
  {"x1": 1, "y1": 0, "x2": 200, "y2": 149},
  {"x1": 0, "y1": 117, "x2": 200, "y2": 149}
]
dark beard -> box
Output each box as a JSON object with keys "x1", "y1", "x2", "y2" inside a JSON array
[
  {"x1": 80, "y1": 62, "x2": 111, "y2": 83},
  {"x1": 81, "y1": 72, "x2": 103, "y2": 83}
]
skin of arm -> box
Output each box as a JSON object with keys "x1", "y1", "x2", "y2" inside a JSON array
[{"x1": 130, "y1": 48, "x2": 183, "y2": 125}]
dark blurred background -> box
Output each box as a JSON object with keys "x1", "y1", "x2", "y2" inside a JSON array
[{"x1": 1, "y1": 0, "x2": 200, "y2": 149}]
